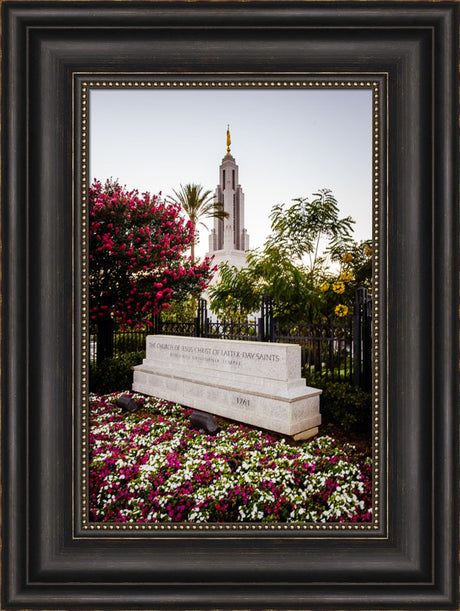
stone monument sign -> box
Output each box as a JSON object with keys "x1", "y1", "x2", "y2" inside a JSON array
[{"x1": 132, "y1": 335, "x2": 321, "y2": 440}]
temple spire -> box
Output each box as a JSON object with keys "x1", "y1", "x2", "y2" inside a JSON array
[
  {"x1": 206, "y1": 128, "x2": 249, "y2": 279},
  {"x1": 226, "y1": 124, "x2": 231, "y2": 155}
]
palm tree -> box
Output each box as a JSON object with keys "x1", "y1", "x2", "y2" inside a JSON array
[{"x1": 167, "y1": 183, "x2": 228, "y2": 262}]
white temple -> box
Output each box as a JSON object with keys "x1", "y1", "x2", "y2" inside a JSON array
[{"x1": 206, "y1": 126, "x2": 249, "y2": 277}]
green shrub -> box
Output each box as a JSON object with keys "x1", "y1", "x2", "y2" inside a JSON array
[
  {"x1": 90, "y1": 351, "x2": 145, "y2": 394},
  {"x1": 305, "y1": 372, "x2": 372, "y2": 433}
]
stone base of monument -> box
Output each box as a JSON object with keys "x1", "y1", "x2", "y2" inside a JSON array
[
  {"x1": 292, "y1": 427, "x2": 319, "y2": 441},
  {"x1": 132, "y1": 335, "x2": 322, "y2": 438}
]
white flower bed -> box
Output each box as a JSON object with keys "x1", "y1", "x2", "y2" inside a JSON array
[{"x1": 89, "y1": 393, "x2": 372, "y2": 523}]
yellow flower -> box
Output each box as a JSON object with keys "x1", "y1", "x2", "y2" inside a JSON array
[
  {"x1": 365, "y1": 245, "x2": 373, "y2": 257},
  {"x1": 332, "y1": 281, "x2": 345, "y2": 294},
  {"x1": 340, "y1": 270, "x2": 354, "y2": 282},
  {"x1": 319, "y1": 281, "x2": 330, "y2": 292},
  {"x1": 342, "y1": 252, "x2": 353, "y2": 263},
  {"x1": 335, "y1": 304, "x2": 349, "y2": 317}
]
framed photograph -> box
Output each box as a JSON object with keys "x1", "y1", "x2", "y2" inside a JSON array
[
  {"x1": 2, "y1": 2, "x2": 458, "y2": 609},
  {"x1": 86, "y1": 83, "x2": 375, "y2": 526}
]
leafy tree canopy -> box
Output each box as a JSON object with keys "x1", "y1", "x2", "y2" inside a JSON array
[
  {"x1": 209, "y1": 189, "x2": 371, "y2": 323},
  {"x1": 208, "y1": 245, "x2": 320, "y2": 322},
  {"x1": 89, "y1": 178, "x2": 215, "y2": 329},
  {"x1": 265, "y1": 188, "x2": 355, "y2": 277}
]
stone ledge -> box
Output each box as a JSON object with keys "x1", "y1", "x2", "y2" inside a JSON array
[{"x1": 134, "y1": 364, "x2": 321, "y2": 403}]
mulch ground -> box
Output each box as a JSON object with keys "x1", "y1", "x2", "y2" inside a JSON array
[{"x1": 319, "y1": 422, "x2": 372, "y2": 455}]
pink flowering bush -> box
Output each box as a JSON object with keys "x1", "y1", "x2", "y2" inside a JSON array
[
  {"x1": 89, "y1": 178, "x2": 215, "y2": 328},
  {"x1": 89, "y1": 393, "x2": 372, "y2": 523}
]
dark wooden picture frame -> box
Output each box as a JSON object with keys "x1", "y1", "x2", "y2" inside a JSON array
[{"x1": 2, "y1": 2, "x2": 458, "y2": 609}]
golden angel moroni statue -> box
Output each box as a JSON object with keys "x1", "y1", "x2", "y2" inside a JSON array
[{"x1": 226, "y1": 125, "x2": 231, "y2": 155}]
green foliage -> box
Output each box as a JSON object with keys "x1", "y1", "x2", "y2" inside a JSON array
[
  {"x1": 209, "y1": 245, "x2": 327, "y2": 323},
  {"x1": 266, "y1": 188, "x2": 355, "y2": 277},
  {"x1": 306, "y1": 373, "x2": 372, "y2": 433},
  {"x1": 327, "y1": 239, "x2": 373, "y2": 291},
  {"x1": 209, "y1": 188, "x2": 371, "y2": 324},
  {"x1": 90, "y1": 351, "x2": 145, "y2": 395},
  {"x1": 160, "y1": 295, "x2": 198, "y2": 323},
  {"x1": 208, "y1": 260, "x2": 262, "y2": 319},
  {"x1": 316, "y1": 239, "x2": 372, "y2": 321}
]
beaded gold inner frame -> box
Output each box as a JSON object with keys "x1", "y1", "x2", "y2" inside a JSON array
[{"x1": 77, "y1": 75, "x2": 387, "y2": 535}]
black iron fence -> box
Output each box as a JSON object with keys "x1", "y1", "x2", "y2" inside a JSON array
[
  {"x1": 275, "y1": 320, "x2": 353, "y2": 383},
  {"x1": 90, "y1": 289, "x2": 372, "y2": 390},
  {"x1": 353, "y1": 287, "x2": 372, "y2": 391},
  {"x1": 90, "y1": 327, "x2": 148, "y2": 363}
]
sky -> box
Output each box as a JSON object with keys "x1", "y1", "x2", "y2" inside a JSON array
[{"x1": 90, "y1": 88, "x2": 373, "y2": 261}]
